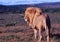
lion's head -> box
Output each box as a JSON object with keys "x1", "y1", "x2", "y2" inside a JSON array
[{"x1": 24, "y1": 7, "x2": 42, "y2": 26}]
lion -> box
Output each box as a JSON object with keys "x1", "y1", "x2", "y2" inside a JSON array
[{"x1": 24, "y1": 7, "x2": 51, "y2": 42}]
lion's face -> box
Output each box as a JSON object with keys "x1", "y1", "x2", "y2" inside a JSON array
[{"x1": 24, "y1": 13, "x2": 30, "y2": 24}]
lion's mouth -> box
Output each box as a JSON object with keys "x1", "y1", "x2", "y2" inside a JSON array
[{"x1": 25, "y1": 19, "x2": 28, "y2": 21}]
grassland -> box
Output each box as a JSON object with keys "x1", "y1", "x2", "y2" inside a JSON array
[{"x1": 0, "y1": 12, "x2": 60, "y2": 42}]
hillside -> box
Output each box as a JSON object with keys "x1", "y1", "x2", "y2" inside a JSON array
[{"x1": 0, "y1": 2, "x2": 60, "y2": 14}]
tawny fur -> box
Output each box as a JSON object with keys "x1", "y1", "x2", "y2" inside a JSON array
[{"x1": 24, "y1": 7, "x2": 51, "y2": 42}]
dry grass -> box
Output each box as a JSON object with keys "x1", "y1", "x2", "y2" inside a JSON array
[{"x1": 0, "y1": 12, "x2": 60, "y2": 42}]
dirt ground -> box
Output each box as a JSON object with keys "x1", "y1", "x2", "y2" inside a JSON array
[{"x1": 0, "y1": 13, "x2": 60, "y2": 42}]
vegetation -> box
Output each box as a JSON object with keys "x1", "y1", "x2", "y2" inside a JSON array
[{"x1": 42, "y1": 8, "x2": 60, "y2": 13}]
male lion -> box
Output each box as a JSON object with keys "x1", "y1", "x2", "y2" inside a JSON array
[{"x1": 24, "y1": 7, "x2": 51, "y2": 42}]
